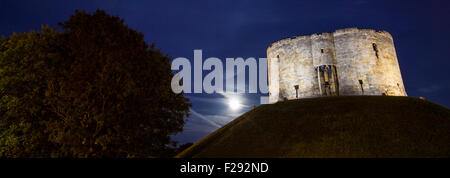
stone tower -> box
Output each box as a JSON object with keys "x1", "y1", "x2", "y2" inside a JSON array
[{"x1": 267, "y1": 28, "x2": 407, "y2": 103}]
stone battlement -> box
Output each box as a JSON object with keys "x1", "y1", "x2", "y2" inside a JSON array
[{"x1": 268, "y1": 28, "x2": 393, "y2": 49}]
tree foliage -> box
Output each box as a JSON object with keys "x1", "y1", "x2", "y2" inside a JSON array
[
  {"x1": 0, "y1": 26, "x2": 62, "y2": 157},
  {"x1": 0, "y1": 10, "x2": 190, "y2": 157}
]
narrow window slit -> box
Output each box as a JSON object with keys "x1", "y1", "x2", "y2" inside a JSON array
[
  {"x1": 358, "y1": 80, "x2": 364, "y2": 95},
  {"x1": 372, "y1": 43, "x2": 379, "y2": 59}
]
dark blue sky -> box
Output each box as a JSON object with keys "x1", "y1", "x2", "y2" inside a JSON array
[{"x1": 1, "y1": 0, "x2": 449, "y2": 144}]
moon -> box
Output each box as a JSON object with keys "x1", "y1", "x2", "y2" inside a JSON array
[{"x1": 228, "y1": 97, "x2": 241, "y2": 110}]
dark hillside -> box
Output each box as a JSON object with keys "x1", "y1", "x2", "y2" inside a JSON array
[{"x1": 177, "y1": 96, "x2": 450, "y2": 158}]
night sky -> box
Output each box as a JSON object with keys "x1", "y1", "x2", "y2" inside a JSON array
[{"x1": 1, "y1": 0, "x2": 449, "y2": 144}]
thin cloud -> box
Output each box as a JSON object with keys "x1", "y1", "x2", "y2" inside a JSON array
[
  {"x1": 173, "y1": 108, "x2": 238, "y2": 143},
  {"x1": 177, "y1": 93, "x2": 252, "y2": 143},
  {"x1": 189, "y1": 96, "x2": 228, "y2": 104},
  {"x1": 189, "y1": 109, "x2": 222, "y2": 128},
  {"x1": 189, "y1": 93, "x2": 251, "y2": 109},
  {"x1": 418, "y1": 85, "x2": 441, "y2": 93}
]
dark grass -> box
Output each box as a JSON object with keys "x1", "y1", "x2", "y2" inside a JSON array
[{"x1": 176, "y1": 96, "x2": 450, "y2": 158}]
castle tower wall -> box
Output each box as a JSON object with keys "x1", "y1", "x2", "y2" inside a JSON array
[
  {"x1": 268, "y1": 53, "x2": 280, "y2": 103},
  {"x1": 311, "y1": 33, "x2": 337, "y2": 66},
  {"x1": 267, "y1": 36, "x2": 317, "y2": 103},
  {"x1": 292, "y1": 37, "x2": 317, "y2": 98},
  {"x1": 311, "y1": 33, "x2": 340, "y2": 96},
  {"x1": 267, "y1": 28, "x2": 407, "y2": 103},
  {"x1": 333, "y1": 28, "x2": 407, "y2": 96}
]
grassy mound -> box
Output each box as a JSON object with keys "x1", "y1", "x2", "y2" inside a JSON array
[{"x1": 176, "y1": 96, "x2": 450, "y2": 158}]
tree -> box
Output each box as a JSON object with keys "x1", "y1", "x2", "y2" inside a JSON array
[
  {"x1": 0, "y1": 10, "x2": 191, "y2": 157},
  {"x1": 0, "y1": 26, "x2": 62, "y2": 157}
]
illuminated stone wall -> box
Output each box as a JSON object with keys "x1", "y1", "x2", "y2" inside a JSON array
[{"x1": 267, "y1": 28, "x2": 407, "y2": 103}]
